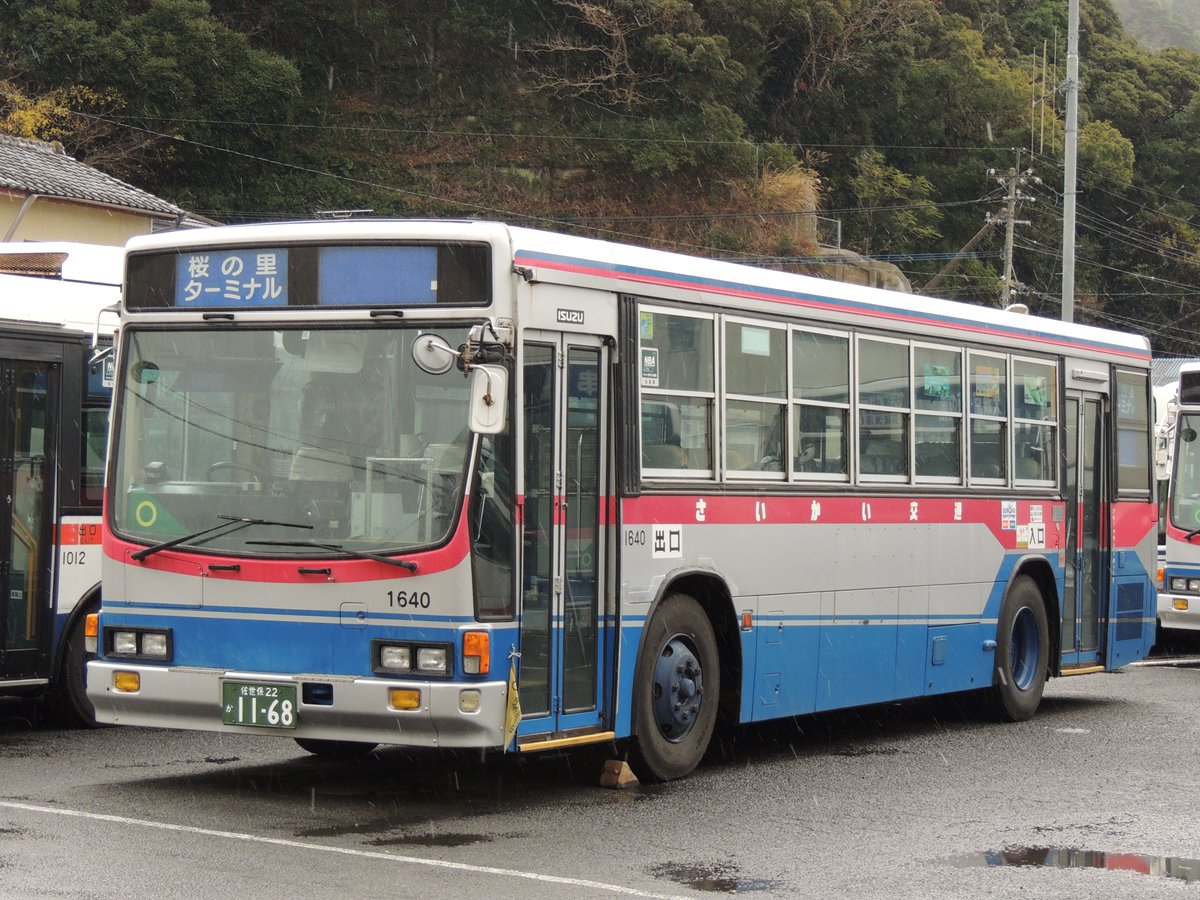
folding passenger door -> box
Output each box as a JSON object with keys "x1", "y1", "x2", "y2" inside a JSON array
[
  {"x1": 0, "y1": 353, "x2": 60, "y2": 683},
  {"x1": 1062, "y1": 391, "x2": 1108, "y2": 668},
  {"x1": 516, "y1": 332, "x2": 610, "y2": 740}
]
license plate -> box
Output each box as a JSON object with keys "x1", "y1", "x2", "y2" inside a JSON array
[{"x1": 221, "y1": 681, "x2": 298, "y2": 729}]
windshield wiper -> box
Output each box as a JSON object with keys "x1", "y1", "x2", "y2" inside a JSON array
[
  {"x1": 1186, "y1": 526, "x2": 1200, "y2": 542},
  {"x1": 131, "y1": 515, "x2": 313, "y2": 562},
  {"x1": 245, "y1": 539, "x2": 418, "y2": 572}
]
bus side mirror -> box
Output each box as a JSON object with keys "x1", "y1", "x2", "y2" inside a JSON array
[{"x1": 468, "y1": 365, "x2": 508, "y2": 435}]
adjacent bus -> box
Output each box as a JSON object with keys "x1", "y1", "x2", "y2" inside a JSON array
[
  {"x1": 88, "y1": 221, "x2": 1156, "y2": 779},
  {"x1": 0, "y1": 241, "x2": 119, "y2": 723},
  {"x1": 1160, "y1": 363, "x2": 1200, "y2": 633}
]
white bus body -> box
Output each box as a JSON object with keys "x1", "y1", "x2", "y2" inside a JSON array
[{"x1": 89, "y1": 221, "x2": 1155, "y2": 778}]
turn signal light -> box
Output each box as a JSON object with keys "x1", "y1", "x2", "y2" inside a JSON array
[
  {"x1": 463, "y1": 631, "x2": 490, "y2": 675},
  {"x1": 389, "y1": 688, "x2": 421, "y2": 710},
  {"x1": 1174, "y1": 598, "x2": 1190, "y2": 611},
  {"x1": 85, "y1": 613, "x2": 99, "y2": 653},
  {"x1": 113, "y1": 671, "x2": 140, "y2": 692}
]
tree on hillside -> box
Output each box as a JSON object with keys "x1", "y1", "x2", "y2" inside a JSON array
[{"x1": 1, "y1": 0, "x2": 301, "y2": 207}]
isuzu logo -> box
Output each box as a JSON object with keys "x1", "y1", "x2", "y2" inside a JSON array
[{"x1": 556, "y1": 308, "x2": 585, "y2": 324}]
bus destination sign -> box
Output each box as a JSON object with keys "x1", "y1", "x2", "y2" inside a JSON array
[
  {"x1": 171, "y1": 246, "x2": 442, "y2": 309},
  {"x1": 127, "y1": 241, "x2": 489, "y2": 310},
  {"x1": 177, "y1": 249, "x2": 289, "y2": 307}
]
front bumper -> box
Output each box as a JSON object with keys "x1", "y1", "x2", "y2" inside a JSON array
[
  {"x1": 87, "y1": 661, "x2": 508, "y2": 749},
  {"x1": 1157, "y1": 593, "x2": 1200, "y2": 632}
]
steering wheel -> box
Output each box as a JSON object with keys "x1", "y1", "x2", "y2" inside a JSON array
[{"x1": 205, "y1": 460, "x2": 267, "y2": 484}]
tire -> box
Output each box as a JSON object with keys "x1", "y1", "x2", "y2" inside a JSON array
[
  {"x1": 989, "y1": 575, "x2": 1049, "y2": 722},
  {"x1": 294, "y1": 738, "x2": 378, "y2": 758},
  {"x1": 51, "y1": 601, "x2": 100, "y2": 728},
  {"x1": 630, "y1": 592, "x2": 719, "y2": 782}
]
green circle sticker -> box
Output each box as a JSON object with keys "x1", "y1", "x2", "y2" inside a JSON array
[{"x1": 135, "y1": 500, "x2": 159, "y2": 528}]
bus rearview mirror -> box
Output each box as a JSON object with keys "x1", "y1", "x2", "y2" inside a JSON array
[{"x1": 468, "y1": 365, "x2": 507, "y2": 435}]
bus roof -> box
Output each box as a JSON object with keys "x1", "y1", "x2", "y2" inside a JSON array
[
  {"x1": 124, "y1": 219, "x2": 1152, "y2": 362},
  {"x1": 0, "y1": 241, "x2": 122, "y2": 334}
]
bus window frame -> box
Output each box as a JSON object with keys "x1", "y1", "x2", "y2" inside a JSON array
[
  {"x1": 790, "y1": 324, "x2": 851, "y2": 484},
  {"x1": 911, "y1": 339, "x2": 965, "y2": 486},
  {"x1": 1011, "y1": 353, "x2": 1059, "y2": 488},
  {"x1": 722, "y1": 314, "x2": 787, "y2": 482},
  {"x1": 638, "y1": 304, "x2": 717, "y2": 481}
]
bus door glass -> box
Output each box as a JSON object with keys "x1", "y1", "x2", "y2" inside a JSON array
[
  {"x1": 517, "y1": 333, "x2": 608, "y2": 735},
  {"x1": 1062, "y1": 394, "x2": 1107, "y2": 666},
  {"x1": 1, "y1": 359, "x2": 59, "y2": 680}
]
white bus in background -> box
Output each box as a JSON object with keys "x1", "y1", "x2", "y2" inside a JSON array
[
  {"x1": 1160, "y1": 362, "x2": 1200, "y2": 635},
  {"x1": 0, "y1": 242, "x2": 119, "y2": 723}
]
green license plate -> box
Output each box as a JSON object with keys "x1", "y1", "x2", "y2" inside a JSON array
[{"x1": 221, "y1": 681, "x2": 298, "y2": 729}]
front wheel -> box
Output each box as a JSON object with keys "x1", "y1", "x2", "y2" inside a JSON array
[
  {"x1": 630, "y1": 592, "x2": 719, "y2": 782},
  {"x1": 989, "y1": 575, "x2": 1049, "y2": 721}
]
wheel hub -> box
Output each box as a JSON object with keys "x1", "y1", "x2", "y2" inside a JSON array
[{"x1": 652, "y1": 636, "x2": 704, "y2": 742}]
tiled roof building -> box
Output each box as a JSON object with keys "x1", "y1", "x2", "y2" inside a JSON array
[{"x1": 0, "y1": 133, "x2": 211, "y2": 244}]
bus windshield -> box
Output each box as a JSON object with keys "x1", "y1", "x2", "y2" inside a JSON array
[{"x1": 112, "y1": 324, "x2": 476, "y2": 557}]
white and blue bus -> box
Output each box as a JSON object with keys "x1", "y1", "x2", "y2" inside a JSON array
[
  {"x1": 0, "y1": 241, "x2": 118, "y2": 724},
  {"x1": 88, "y1": 221, "x2": 1155, "y2": 779},
  {"x1": 1159, "y1": 363, "x2": 1200, "y2": 634}
]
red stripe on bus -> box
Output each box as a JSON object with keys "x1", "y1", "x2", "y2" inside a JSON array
[
  {"x1": 622, "y1": 494, "x2": 1072, "y2": 551},
  {"x1": 103, "y1": 501, "x2": 471, "y2": 584}
]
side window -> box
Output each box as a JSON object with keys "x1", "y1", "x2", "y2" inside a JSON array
[
  {"x1": 639, "y1": 308, "x2": 715, "y2": 477},
  {"x1": 1013, "y1": 358, "x2": 1057, "y2": 483},
  {"x1": 81, "y1": 405, "x2": 110, "y2": 506},
  {"x1": 724, "y1": 319, "x2": 786, "y2": 476},
  {"x1": 792, "y1": 328, "x2": 849, "y2": 480},
  {"x1": 1115, "y1": 369, "x2": 1150, "y2": 496},
  {"x1": 913, "y1": 344, "x2": 962, "y2": 481},
  {"x1": 968, "y1": 353, "x2": 1007, "y2": 483},
  {"x1": 858, "y1": 337, "x2": 910, "y2": 480}
]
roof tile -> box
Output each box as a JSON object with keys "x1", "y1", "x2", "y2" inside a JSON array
[{"x1": 0, "y1": 133, "x2": 183, "y2": 218}]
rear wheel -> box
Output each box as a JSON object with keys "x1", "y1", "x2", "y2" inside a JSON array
[
  {"x1": 989, "y1": 575, "x2": 1049, "y2": 721},
  {"x1": 294, "y1": 738, "x2": 378, "y2": 758},
  {"x1": 52, "y1": 601, "x2": 100, "y2": 727},
  {"x1": 630, "y1": 592, "x2": 719, "y2": 782}
]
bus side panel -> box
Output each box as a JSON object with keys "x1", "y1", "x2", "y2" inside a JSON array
[
  {"x1": 752, "y1": 595, "x2": 819, "y2": 720},
  {"x1": 1110, "y1": 502, "x2": 1158, "y2": 665}
]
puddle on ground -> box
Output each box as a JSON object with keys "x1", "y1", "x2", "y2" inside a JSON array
[
  {"x1": 950, "y1": 847, "x2": 1200, "y2": 882},
  {"x1": 368, "y1": 832, "x2": 496, "y2": 848},
  {"x1": 648, "y1": 861, "x2": 782, "y2": 893}
]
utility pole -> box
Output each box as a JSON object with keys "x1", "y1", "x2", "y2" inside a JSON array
[
  {"x1": 1062, "y1": 0, "x2": 1080, "y2": 321},
  {"x1": 922, "y1": 159, "x2": 1035, "y2": 300},
  {"x1": 991, "y1": 157, "x2": 1034, "y2": 307},
  {"x1": 1001, "y1": 167, "x2": 1019, "y2": 306}
]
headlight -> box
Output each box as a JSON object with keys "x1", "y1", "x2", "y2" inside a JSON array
[
  {"x1": 1189, "y1": 579, "x2": 1200, "y2": 593},
  {"x1": 373, "y1": 640, "x2": 452, "y2": 677},
  {"x1": 140, "y1": 632, "x2": 169, "y2": 659},
  {"x1": 379, "y1": 645, "x2": 412, "y2": 671},
  {"x1": 106, "y1": 628, "x2": 172, "y2": 661},
  {"x1": 416, "y1": 646, "x2": 448, "y2": 674},
  {"x1": 113, "y1": 631, "x2": 138, "y2": 656}
]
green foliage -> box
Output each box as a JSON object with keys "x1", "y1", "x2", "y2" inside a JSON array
[
  {"x1": 1079, "y1": 120, "x2": 1134, "y2": 190},
  {"x1": 848, "y1": 150, "x2": 942, "y2": 257},
  {"x1": 0, "y1": 0, "x2": 1198, "y2": 351}
]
